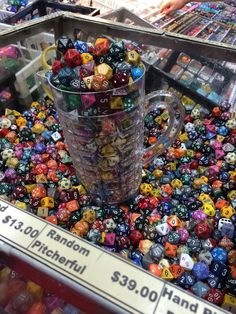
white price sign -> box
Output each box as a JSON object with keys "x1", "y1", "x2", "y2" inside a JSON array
[{"x1": 0, "y1": 199, "x2": 230, "y2": 314}]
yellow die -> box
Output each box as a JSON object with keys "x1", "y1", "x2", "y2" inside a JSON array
[
  {"x1": 25, "y1": 184, "x2": 36, "y2": 194},
  {"x1": 31, "y1": 102, "x2": 41, "y2": 109},
  {"x1": 27, "y1": 281, "x2": 44, "y2": 301},
  {"x1": 193, "y1": 177, "x2": 208, "y2": 189},
  {"x1": 81, "y1": 53, "x2": 93, "y2": 64},
  {"x1": 127, "y1": 76, "x2": 138, "y2": 93},
  {"x1": 216, "y1": 135, "x2": 225, "y2": 142},
  {"x1": 198, "y1": 193, "x2": 212, "y2": 203},
  {"x1": 166, "y1": 162, "x2": 176, "y2": 171},
  {"x1": 15, "y1": 201, "x2": 27, "y2": 210},
  {"x1": 171, "y1": 179, "x2": 183, "y2": 189},
  {"x1": 186, "y1": 149, "x2": 195, "y2": 158},
  {"x1": 16, "y1": 117, "x2": 27, "y2": 127},
  {"x1": 32, "y1": 123, "x2": 45, "y2": 134},
  {"x1": 222, "y1": 294, "x2": 236, "y2": 312},
  {"x1": 153, "y1": 169, "x2": 163, "y2": 178},
  {"x1": 161, "y1": 267, "x2": 173, "y2": 280},
  {"x1": 161, "y1": 110, "x2": 170, "y2": 121},
  {"x1": 140, "y1": 183, "x2": 153, "y2": 196},
  {"x1": 5, "y1": 108, "x2": 13, "y2": 116},
  {"x1": 37, "y1": 111, "x2": 46, "y2": 120},
  {"x1": 202, "y1": 203, "x2": 216, "y2": 217},
  {"x1": 198, "y1": 166, "x2": 207, "y2": 174},
  {"x1": 100, "y1": 144, "x2": 116, "y2": 157},
  {"x1": 83, "y1": 209, "x2": 96, "y2": 224},
  {"x1": 41, "y1": 197, "x2": 54, "y2": 209},
  {"x1": 179, "y1": 132, "x2": 189, "y2": 142},
  {"x1": 11, "y1": 110, "x2": 20, "y2": 117},
  {"x1": 155, "y1": 116, "x2": 163, "y2": 124},
  {"x1": 110, "y1": 97, "x2": 123, "y2": 109},
  {"x1": 0, "y1": 267, "x2": 11, "y2": 281},
  {"x1": 95, "y1": 63, "x2": 113, "y2": 80},
  {"x1": 73, "y1": 185, "x2": 86, "y2": 195},
  {"x1": 6, "y1": 157, "x2": 19, "y2": 168},
  {"x1": 229, "y1": 171, "x2": 236, "y2": 181},
  {"x1": 36, "y1": 174, "x2": 48, "y2": 184},
  {"x1": 99, "y1": 231, "x2": 106, "y2": 244},
  {"x1": 150, "y1": 188, "x2": 161, "y2": 197},
  {"x1": 228, "y1": 190, "x2": 236, "y2": 201},
  {"x1": 221, "y1": 205, "x2": 236, "y2": 219},
  {"x1": 126, "y1": 50, "x2": 141, "y2": 66}
]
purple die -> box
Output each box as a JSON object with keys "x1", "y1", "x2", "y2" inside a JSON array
[
  {"x1": 81, "y1": 94, "x2": 96, "y2": 109},
  {"x1": 220, "y1": 222, "x2": 235, "y2": 239},
  {"x1": 177, "y1": 228, "x2": 189, "y2": 243},
  {"x1": 44, "y1": 296, "x2": 65, "y2": 312},
  {"x1": 82, "y1": 60, "x2": 95, "y2": 74},
  {"x1": 35, "y1": 142, "x2": 46, "y2": 153},
  {"x1": 192, "y1": 210, "x2": 207, "y2": 221},
  {"x1": 5, "y1": 168, "x2": 16, "y2": 180}
]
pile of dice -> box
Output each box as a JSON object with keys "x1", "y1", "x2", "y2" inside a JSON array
[
  {"x1": 49, "y1": 36, "x2": 144, "y2": 115},
  {"x1": 0, "y1": 264, "x2": 81, "y2": 314},
  {"x1": 6, "y1": 0, "x2": 28, "y2": 13},
  {"x1": 0, "y1": 95, "x2": 236, "y2": 310}
]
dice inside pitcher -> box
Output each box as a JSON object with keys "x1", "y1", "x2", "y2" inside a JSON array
[{"x1": 49, "y1": 36, "x2": 144, "y2": 116}]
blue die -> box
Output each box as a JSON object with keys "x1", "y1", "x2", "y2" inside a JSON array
[
  {"x1": 211, "y1": 247, "x2": 227, "y2": 263},
  {"x1": 193, "y1": 262, "x2": 209, "y2": 280}
]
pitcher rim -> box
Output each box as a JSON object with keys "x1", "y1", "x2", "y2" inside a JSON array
[{"x1": 47, "y1": 63, "x2": 146, "y2": 96}]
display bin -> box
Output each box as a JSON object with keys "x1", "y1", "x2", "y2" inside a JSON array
[
  {"x1": 2, "y1": 0, "x2": 99, "y2": 24},
  {"x1": 0, "y1": 22, "x2": 55, "y2": 105},
  {"x1": 102, "y1": 8, "x2": 236, "y2": 111},
  {"x1": 0, "y1": 12, "x2": 235, "y2": 314}
]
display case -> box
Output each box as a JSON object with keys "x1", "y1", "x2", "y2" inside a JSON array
[{"x1": 0, "y1": 12, "x2": 235, "y2": 314}]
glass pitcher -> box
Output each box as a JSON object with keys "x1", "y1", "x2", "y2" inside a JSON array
[{"x1": 37, "y1": 45, "x2": 185, "y2": 204}]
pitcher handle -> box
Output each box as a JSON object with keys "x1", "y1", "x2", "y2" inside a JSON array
[
  {"x1": 142, "y1": 90, "x2": 185, "y2": 165},
  {"x1": 41, "y1": 44, "x2": 57, "y2": 70}
]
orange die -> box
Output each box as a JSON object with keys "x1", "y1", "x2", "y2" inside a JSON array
[
  {"x1": 45, "y1": 215, "x2": 58, "y2": 225},
  {"x1": 165, "y1": 242, "x2": 177, "y2": 258},
  {"x1": 169, "y1": 264, "x2": 184, "y2": 279},
  {"x1": 148, "y1": 264, "x2": 162, "y2": 277},
  {"x1": 167, "y1": 215, "x2": 181, "y2": 228},
  {"x1": 32, "y1": 186, "x2": 47, "y2": 199},
  {"x1": 215, "y1": 199, "x2": 229, "y2": 210},
  {"x1": 66, "y1": 200, "x2": 79, "y2": 212}
]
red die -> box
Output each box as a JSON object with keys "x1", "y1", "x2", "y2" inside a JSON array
[
  {"x1": 129, "y1": 229, "x2": 143, "y2": 246},
  {"x1": 204, "y1": 288, "x2": 224, "y2": 305},
  {"x1": 35, "y1": 163, "x2": 48, "y2": 175},
  {"x1": 52, "y1": 60, "x2": 63, "y2": 74},
  {"x1": 194, "y1": 221, "x2": 212, "y2": 239},
  {"x1": 64, "y1": 49, "x2": 82, "y2": 67},
  {"x1": 92, "y1": 220, "x2": 104, "y2": 232}
]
